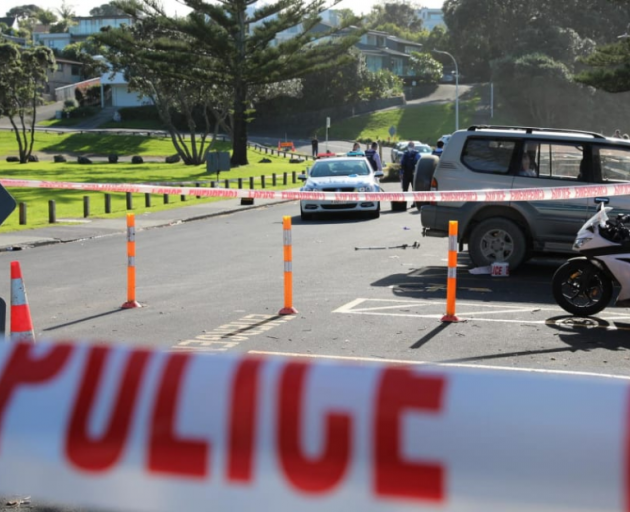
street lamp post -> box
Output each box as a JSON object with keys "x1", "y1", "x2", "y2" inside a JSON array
[{"x1": 432, "y1": 49, "x2": 459, "y2": 131}]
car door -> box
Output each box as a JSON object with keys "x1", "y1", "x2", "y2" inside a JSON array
[
  {"x1": 511, "y1": 141, "x2": 592, "y2": 251},
  {"x1": 592, "y1": 144, "x2": 630, "y2": 218}
]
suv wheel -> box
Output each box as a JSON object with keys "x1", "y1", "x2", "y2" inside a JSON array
[{"x1": 469, "y1": 218, "x2": 527, "y2": 270}]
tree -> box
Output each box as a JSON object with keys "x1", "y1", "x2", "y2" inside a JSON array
[
  {"x1": 37, "y1": 9, "x2": 58, "y2": 25},
  {"x1": 61, "y1": 42, "x2": 108, "y2": 80},
  {"x1": 98, "y1": 17, "x2": 232, "y2": 165},
  {"x1": 0, "y1": 43, "x2": 55, "y2": 163},
  {"x1": 576, "y1": 36, "x2": 630, "y2": 93},
  {"x1": 111, "y1": 0, "x2": 362, "y2": 166},
  {"x1": 367, "y1": 2, "x2": 423, "y2": 32},
  {"x1": 89, "y1": 2, "x2": 126, "y2": 16},
  {"x1": 6, "y1": 4, "x2": 40, "y2": 18},
  {"x1": 442, "y1": 0, "x2": 627, "y2": 81},
  {"x1": 492, "y1": 53, "x2": 581, "y2": 126},
  {"x1": 50, "y1": 1, "x2": 76, "y2": 33},
  {"x1": 408, "y1": 51, "x2": 442, "y2": 84}
]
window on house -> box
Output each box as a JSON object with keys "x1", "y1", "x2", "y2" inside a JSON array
[
  {"x1": 71, "y1": 65, "x2": 81, "y2": 76},
  {"x1": 56, "y1": 63, "x2": 63, "y2": 72},
  {"x1": 391, "y1": 57, "x2": 403, "y2": 75},
  {"x1": 366, "y1": 56, "x2": 381, "y2": 72}
]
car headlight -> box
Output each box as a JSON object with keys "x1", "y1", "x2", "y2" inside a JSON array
[
  {"x1": 574, "y1": 237, "x2": 592, "y2": 249},
  {"x1": 301, "y1": 183, "x2": 318, "y2": 191},
  {"x1": 357, "y1": 185, "x2": 376, "y2": 192}
]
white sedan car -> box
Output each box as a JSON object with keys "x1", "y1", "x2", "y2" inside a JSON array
[
  {"x1": 390, "y1": 141, "x2": 432, "y2": 163},
  {"x1": 299, "y1": 156, "x2": 383, "y2": 221}
]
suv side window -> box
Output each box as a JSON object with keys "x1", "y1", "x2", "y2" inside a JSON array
[
  {"x1": 533, "y1": 143, "x2": 585, "y2": 181},
  {"x1": 595, "y1": 146, "x2": 630, "y2": 182},
  {"x1": 462, "y1": 139, "x2": 515, "y2": 174}
]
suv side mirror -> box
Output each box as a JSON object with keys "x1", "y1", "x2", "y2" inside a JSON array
[
  {"x1": 298, "y1": 173, "x2": 308, "y2": 181},
  {"x1": 374, "y1": 170, "x2": 384, "y2": 178}
]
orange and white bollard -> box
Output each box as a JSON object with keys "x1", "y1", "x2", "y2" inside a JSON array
[
  {"x1": 279, "y1": 216, "x2": 298, "y2": 315},
  {"x1": 441, "y1": 220, "x2": 459, "y2": 322},
  {"x1": 122, "y1": 213, "x2": 141, "y2": 309},
  {"x1": 10, "y1": 261, "x2": 35, "y2": 342}
]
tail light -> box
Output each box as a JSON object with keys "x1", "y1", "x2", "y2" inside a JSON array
[{"x1": 430, "y1": 177, "x2": 438, "y2": 205}]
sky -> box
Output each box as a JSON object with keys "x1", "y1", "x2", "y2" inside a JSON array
[{"x1": 4, "y1": 0, "x2": 444, "y2": 18}]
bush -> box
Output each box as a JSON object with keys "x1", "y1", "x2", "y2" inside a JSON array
[
  {"x1": 108, "y1": 153, "x2": 119, "y2": 164},
  {"x1": 117, "y1": 106, "x2": 162, "y2": 122},
  {"x1": 65, "y1": 106, "x2": 98, "y2": 119},
  {"x1": 77, "y1": 156, "x2": 92, "y2": 164},
  {"x1": 54, "y1": 155, "x2": 67, "y2": 163},
  {"x1": 64, "y1": 99, "x2": 77, "y2": 109},
  {"x1": 6, "y1": 156, "x2": 19, "y2": 162},
  {"x1": 131, "y1": 156, "x2": 144, "y2": 164}
]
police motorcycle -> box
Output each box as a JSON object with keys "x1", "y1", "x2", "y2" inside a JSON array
[{"x1": 552, "y1": 201, "x2": 630, "y2": 316}]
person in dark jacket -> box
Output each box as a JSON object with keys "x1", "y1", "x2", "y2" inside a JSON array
[
  {"x1": 311, "y1": 136, "x2": 319, "y2": 157},
  {"x1": 399, "y1": 141, "x2": 420, "y2": 191}
]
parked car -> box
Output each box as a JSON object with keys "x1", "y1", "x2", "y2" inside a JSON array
[
  {"x1": 298, "y1": 156, "x2": 384, "y2": 221},
  {"x1": 390, "y1": 141, "x2": 431, "y2": 163},
  {"x1": 420, "y1": 125, "x2": 630, "y2": 270}
]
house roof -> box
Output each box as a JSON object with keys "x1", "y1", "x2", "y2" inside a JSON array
[
  {"x1": 0, "y1": 17, "x2": 17, "y2": 27},
  {"x1": 386, "y1": 35, "x2": 423, "y2": 48},
  {"x1": 355, "y1": 43, "x2": 411, "y2": 59}
]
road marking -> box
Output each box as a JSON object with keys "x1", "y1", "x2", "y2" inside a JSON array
[
  {"x1": 172, "y1": 313, "x2": 296, "y2": 353},
  {"x1": 333, "y1": 298, "x2": 630, "y2": 326},
  {"x1": 247, "y1": 350, "x2": 630, "y2": 380}
]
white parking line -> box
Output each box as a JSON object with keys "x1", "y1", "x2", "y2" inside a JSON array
[
  {"x1": 247, "y1": 350, "x2": 630, "y2": 380},
  {"x1": 333, "y1": 298, "x2": 630, "y2": 326}
]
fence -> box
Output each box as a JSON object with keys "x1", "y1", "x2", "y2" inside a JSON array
[{"x1": 54, "y1": 78, "x2": 101, "y2": 103}]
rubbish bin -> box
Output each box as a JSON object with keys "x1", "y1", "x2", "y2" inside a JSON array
[
  {"x1": 206, "y1": 153, "x2": 219, "y2": 174},
  {"x1": 55, "y1": 111, "x2": 62, "y2": 120},
  {"x1": 218, "y1": 152, "x2": 230, "y2": 171}
]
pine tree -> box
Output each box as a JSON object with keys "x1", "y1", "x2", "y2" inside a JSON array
[{"x1": 112, "y1": 0, "x2": 362, "y2": 166}]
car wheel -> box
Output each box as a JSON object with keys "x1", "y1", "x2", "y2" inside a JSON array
[
  {"x1": 468, "y1": 218, "x2": 527, "y2": 270},
  {"x1": 413, "y1": 155, "x2": 439, "y2": 211}
]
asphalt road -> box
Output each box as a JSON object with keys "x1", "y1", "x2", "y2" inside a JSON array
[{"x1": 2, "y1": 190, "x2": 629, "y2": 377}]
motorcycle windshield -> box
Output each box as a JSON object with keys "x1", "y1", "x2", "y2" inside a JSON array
[{"x1": 579, "y1": 205, "x2": 612, "y2": 233}]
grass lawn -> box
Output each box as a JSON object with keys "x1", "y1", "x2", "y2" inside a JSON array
[
  {"x1": 0, "y1": 130, "x2": 222, "y2": 158},
  {"x1": 320, "y1": 93, "x2": 481, "y2": 145},
  {"x1": 0, "y1": 145, "x2": 308, "y2": 233}
]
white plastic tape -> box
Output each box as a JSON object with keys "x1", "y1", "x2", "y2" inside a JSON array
[
  {"x1": 0, "y1": 341, "x2": 628, "y2": 512},
  {"x1": 2, "y1": 178, "x2": 630, "y2": 203}
]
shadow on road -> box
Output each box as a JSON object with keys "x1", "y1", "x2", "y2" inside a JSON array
[{"x1": 371, "y1": 256, "x2": 568, "y2": 306}]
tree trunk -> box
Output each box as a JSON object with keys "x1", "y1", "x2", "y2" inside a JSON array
[{"x1": 231, "y1": 82, "x2": 249, "y2": 167}]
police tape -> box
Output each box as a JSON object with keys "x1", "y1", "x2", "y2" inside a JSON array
[
  {"x1": 0, "y1": 340, "x2": 628, "y2": 512},
  {"x1": 2, "y1": 178, "x2": 630, "y2": 203}
]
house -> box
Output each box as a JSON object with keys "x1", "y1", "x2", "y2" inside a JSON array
[
  {"x1": 417, "y1": 8, "x2": 445, "y2": 32},
  {"x1": 0, "y1": 17, "x2": 20, "y2": 32},
  {"x1": 356, "y1": 30, "x2": 424, "y2": 77},
  {"x1": 32, "y1": 15, "x2": 134, "y2": 51},
  {"x1": 69, "y1": 16, "x2": 133, "y2": 41},
  {"x1": 96, "y1": 57, "x2": 151, "y2": 108},
  {"x1": 33, "y1": 31, "x2": 72, "y2": 51},
  {"x1": 46, "y1": 58, "x2": 83, "y2": 92}
]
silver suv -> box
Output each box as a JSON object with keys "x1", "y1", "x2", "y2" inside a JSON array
[{"x1": 420, "y1": 125, "x2": 630, "y2": 270}]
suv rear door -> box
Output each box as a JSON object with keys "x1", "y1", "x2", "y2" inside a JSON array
[
  {"x1": 511, "y1": 141, "x2": 593, "y2": 251},
  {"x1": 592, "y1": 144, "x2": 630, "y2": 217}
]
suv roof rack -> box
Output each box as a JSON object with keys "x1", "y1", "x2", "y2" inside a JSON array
[{"x1": 467, "y1": 125, "x2": 606, "y2": 140}]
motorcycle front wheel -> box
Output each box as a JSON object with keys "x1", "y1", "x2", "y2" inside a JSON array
[{"x1": 552, "y1": 259, "x2": 613, "y2": 316}]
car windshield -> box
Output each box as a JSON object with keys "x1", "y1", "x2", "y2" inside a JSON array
[{"x1": 310, "y1": 161, "x2": 371, "y2": 177}]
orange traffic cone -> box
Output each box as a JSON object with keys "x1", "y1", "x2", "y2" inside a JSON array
[{"x1": 10, "y1": 261, "x2": 35, "y2": 343}]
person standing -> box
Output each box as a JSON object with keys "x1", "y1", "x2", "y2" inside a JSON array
[
  {"x1": 311, "y1": 136, "x2": 319, "y2": 157},
  {"x1": 365, "y1": 142, "x2": 383, "y2": 172},
  {"x1": 399, "y1": 141, "x2": 420, "y2": 191},
  {"x1": 432, "y1": 140, "x2": 444, "y2": 157}
]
